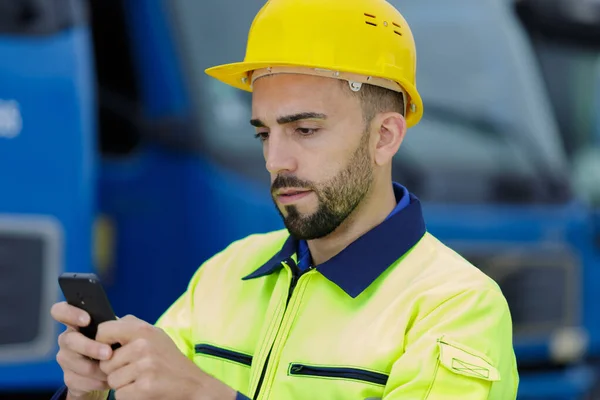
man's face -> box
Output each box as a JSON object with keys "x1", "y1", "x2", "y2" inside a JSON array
[{"x1": 251, "y1": 74, "x2": 374, "y2": 240}]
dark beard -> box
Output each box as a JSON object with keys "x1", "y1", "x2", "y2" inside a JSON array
[{"x1": 271, "y1": 133, "x2": 373, "y2": 240}]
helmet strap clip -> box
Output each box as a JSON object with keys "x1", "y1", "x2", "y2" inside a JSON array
[{"x1": 348, "y1": 81, "x2": 363, "y2": 92}]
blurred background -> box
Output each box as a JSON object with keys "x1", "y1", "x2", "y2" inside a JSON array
[{"x1": 0, "y1": 0, "x2": 599, "y2": 398}]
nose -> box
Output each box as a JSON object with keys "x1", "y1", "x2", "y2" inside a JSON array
[{"x1": 264, "y1": 131, "x2": 297, "y2": 175}]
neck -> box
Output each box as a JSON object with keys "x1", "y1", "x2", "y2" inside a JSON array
[{"x1": 306, "y1": 180, "x2": 397, "y2": 266}]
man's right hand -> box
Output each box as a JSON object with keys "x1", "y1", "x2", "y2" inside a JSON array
[{"x1": 51, "y1": 301, "x2": 114, "y2": 400}]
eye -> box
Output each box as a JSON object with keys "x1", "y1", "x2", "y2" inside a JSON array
[
  {"x1": 296, "y1": 128, "x2": 318, "y2": 136},
  {"x1": 254, "y1": 132, "x2": 269, "y2": 141}
]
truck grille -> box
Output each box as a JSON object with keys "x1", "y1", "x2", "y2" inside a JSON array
[
  {"x1": 0, "y1": 234, "x2": 44, "y2": 344},
  {"x1": 456, "y1": 244, "x2": 580, "y2": 337},
  {"x1": 0, "y1": 216, "x2": 62, "y2": 362}
]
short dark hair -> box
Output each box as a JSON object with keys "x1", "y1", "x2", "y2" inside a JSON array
[{"x1": 341, "y1": 81, "x2": 405, "y2": 124}]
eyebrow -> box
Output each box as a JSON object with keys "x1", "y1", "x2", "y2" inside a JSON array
[{"x1": 250, "y1": 112, "x2": 327, "y2": 128}]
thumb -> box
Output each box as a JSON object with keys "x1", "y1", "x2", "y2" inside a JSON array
[{"x1": 95, "y1": 315, "x2": 140, "y2": 346}]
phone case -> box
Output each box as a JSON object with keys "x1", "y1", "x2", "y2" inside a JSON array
[{"x1": 58, "y1": 273, "x2": 118, "y2": 344}]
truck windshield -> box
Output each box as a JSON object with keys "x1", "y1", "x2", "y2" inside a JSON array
[
  {"x1": 167, "y1": 0, "x2": 571, "y2": 204},
  {"x1": 517, "y1": 7, "x2": 600, "y2": 206}
]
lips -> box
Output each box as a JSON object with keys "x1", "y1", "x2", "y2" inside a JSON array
[{"x1": 276, "y1": 189, "x2": 312, "y2": 204}]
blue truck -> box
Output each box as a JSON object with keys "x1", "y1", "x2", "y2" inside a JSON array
[
  {"x1": 514, "y1": 2, "x2": 600, "y2": 396},
  {"x1": 0, "y1": 0, "x2": 599, "y2": 398}
]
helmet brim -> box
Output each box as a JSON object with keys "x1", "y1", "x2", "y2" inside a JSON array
[{"x1": 205, "y1": 61, "x2": 423, "y2": 128}]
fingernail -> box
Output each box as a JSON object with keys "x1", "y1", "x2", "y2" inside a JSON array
[
  {"x1": 99, "y1": 347, "x2": 111, "y2": 359},
  {"x1": 79, "y1": 314, "x2": 89, "y2": 325}
]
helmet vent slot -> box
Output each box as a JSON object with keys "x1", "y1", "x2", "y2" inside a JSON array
[
  {"x1": 364, "y1": 12, "x2": 377, "y2": 26},
  {"x1": 394, "y1": 30, "x2": 402, "y2": 36},
  {"x1": 392, "y1": 22, "x2": 401, "y2": 28}
]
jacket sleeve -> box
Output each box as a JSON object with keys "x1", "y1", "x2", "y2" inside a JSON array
[
  {"x1": 154, "y1": 286, "x2": 196, "y2": 359},
  {"x1": 153, "y1": 245, "x2": 228, "y2": 357},
  {"x1": 50, "y1": 385, "x2": 247, "y2": 400},
  {"x1": 153, "y1": 249, "x2": 253, "y2": 400},
  {"x1": 382, "y1": 288, "x2": 519, "y2": 400},
  {"x1": 49, "y1": 387, "x2": 111, "y2": 400}
]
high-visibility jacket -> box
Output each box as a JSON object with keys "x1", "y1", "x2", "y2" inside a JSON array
[{"x1": 156, "y1": 191, "x2": 519, "y2": 399}]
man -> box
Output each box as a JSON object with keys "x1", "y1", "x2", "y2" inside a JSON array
[{"x1": 50, "y1": 0, "x2": 519, "y2": 399}]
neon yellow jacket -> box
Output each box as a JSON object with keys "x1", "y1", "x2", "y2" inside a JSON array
[{"x1": 156, "y1": 194, "x2": 519, "y2": 399}]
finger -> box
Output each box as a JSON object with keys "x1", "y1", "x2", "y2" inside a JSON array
[
  {"x1": 59, "y1": 329, "x2": 113, "y2": 361},
  {"x1": 57, "y1": 348, "x2": 108, "y2": 381},
  {"x1": 51, "y1": 301, "x2": 91, "y2": 328},
  {"x1": 99, "y1": 339, "x2": 140, "y2": 375},
  {"x1": 113, "y1": 383, "x2": 138, "y2": 400},
  {"x1": 96, "y1": 315, "x2": 146, "y2": 347},
  {"x1": 106, "y1": 360, "x2": 138, "y2": 390},
  {"x1": 64, "y1": 371, "x2": 110, "y2": 393}
]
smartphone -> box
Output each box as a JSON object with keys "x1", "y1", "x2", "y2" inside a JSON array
[{"x1": 58, "y1": 272, "x2": 120, "y2": 349}]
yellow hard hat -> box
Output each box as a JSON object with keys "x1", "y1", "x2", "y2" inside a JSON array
[{"x1": 205, "y1": 0, "x2": 423, "y2": 128}]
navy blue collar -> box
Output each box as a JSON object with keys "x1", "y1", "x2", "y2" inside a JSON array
[{"x1": 242, "y1": 183, "x2": 427, "y2": 298}]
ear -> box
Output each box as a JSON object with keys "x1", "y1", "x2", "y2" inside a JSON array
[{"x1": 373, "y1": 112, "x2": 407, "y2": 166}]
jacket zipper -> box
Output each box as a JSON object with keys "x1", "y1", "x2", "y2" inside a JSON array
[
  {"x1": 253, "y1": 259, "x2": 303, "y2": 400},
  {"x1": 195, "y1": 344, "x2": 253, "y2": 366},
  {"x1": 289, "y1": 364, "x2": 389, "y2": 386}
]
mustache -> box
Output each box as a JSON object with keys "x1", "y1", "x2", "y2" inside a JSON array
[{"x1": 271, "y1": 175, "x2": 314, "y2": 192}]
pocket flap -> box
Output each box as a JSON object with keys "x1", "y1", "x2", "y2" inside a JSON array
[{"x1": 437, "y1": 337, "x2": 500, "y2": 382}]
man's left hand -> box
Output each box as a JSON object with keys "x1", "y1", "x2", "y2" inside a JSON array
[{"x1": 96, "y1": 315, "x2": 236, "y2": 400}]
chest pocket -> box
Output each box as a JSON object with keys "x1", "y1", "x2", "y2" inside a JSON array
[
  {"x1": 286, "y1": 362, "x2": 388, "y2": 399},
  {"x1": 194, "y1": 343, "x2": 253, "y2": 393}
]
